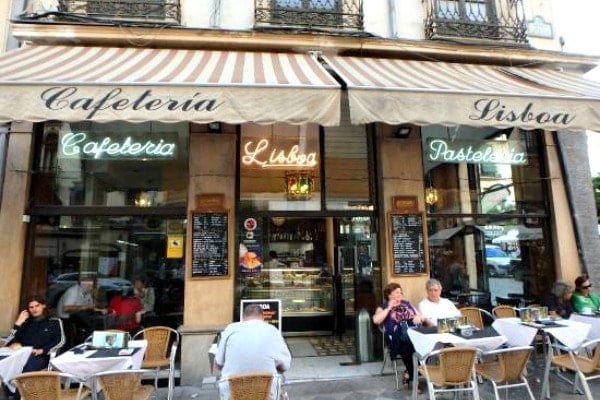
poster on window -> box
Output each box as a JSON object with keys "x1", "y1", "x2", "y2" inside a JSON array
[{"x1": 239, "y1": 217, "x2": 263, "y2": 272}]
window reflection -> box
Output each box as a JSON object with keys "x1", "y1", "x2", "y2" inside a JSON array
[{"x1": 423, "y1": 127, "x2": 554, "y2": 308}]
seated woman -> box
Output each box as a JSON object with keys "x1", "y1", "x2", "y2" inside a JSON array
[
  {"x1": 373, "y1": 282, "x2": 427, "y2": 391},
  {"x1": 4, "y1": 295, "x2": 62, "y2": 372},
  {"x1": 545, "y1": 280, "x2": 574, "y2": 319},
  {"x1": 571, "y1": 275, "x2": 600, "y2": 314}
]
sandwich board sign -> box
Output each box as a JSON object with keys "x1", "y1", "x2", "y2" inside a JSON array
[{"x1": 240, "y1": 299, "x2": 282, "y2": 332}]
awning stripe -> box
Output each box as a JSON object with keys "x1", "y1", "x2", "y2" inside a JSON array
[
  {"x1": 0, "y1": 45, "x2": 341, "y2": 125},
  {"x1": 323, "y1": 55, "x2": 600, "y2": 131}
]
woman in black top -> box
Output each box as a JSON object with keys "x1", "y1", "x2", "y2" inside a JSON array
[
  {"x1": 545, "y1": 280, "x2": 574, "y2": 319},
  {"x1": 5, "y1": 295, "x2": 62, "y2": 372}
]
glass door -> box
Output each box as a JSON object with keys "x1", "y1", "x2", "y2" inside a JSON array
[{"x1": 333, "y1": 217, "x2": 377, "y2": 334}]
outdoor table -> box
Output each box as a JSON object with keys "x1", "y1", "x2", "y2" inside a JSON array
[
  {"x1": 492, "y1": 317, "x2": 592, "y2": 400},
  {"x1": 50, "y1": 339, "x2": 147, "y2": 383},
  {"x1": 408, "y1": 326, "x2": 506, "y2": 400},
  {"x1": 570, "y1": 313, "x2": 600, "y2": 340},
  {"x1": 0, "y1": 346, "x2": 32, "y2": 393}
]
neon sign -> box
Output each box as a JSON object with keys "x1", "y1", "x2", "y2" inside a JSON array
[
  {"x1": 242, "y1": 139, "x2": 317, "y2": 168},
  {"x1": 427, "y1": 139, "x2": 527, "y2": 165},
  {"x1": 60, "y1": 132, "x2": 177, "y2": 160}
]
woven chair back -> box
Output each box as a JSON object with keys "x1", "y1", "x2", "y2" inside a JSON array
[
  {"x1": 141, "y1": 326, "x2": 171, "y2": 361},
  {"x1": 98, "y1": 372, "x2": 143, "y2": 400},
  {"x1": 439, "y1": 347, "x2": 477, "y2": 384},
  {"x1": 500, "y1": 348, "x2": 533, "y2": 381},
  {"x1": 14, "y1": 371, "x2": 61, "y2": 400},
  {"x1": 228, "y1": 373, "x2": 273, "y2": 400},
  {"x1": 460, "y1": 307, "x2": 484, "y2": 329},
  {"x1": 492, "y1": 305, "x2": 517, "y2": 318}
]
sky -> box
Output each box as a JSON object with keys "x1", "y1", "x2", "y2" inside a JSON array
[{"x1": 551, "y1": 1, "x2": 600, "y2": 176}]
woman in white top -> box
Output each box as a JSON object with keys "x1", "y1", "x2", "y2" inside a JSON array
[{"x1": 418, "y1": 278, "x2": 461, "y2": 326}]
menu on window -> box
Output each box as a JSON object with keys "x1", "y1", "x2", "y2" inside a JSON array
[
  {"x1": 191, "y1": 211, "x2": 229, "y2": 277},
  {"x1": 390, "y1": 213, "x2": 426, "y2": 274}
]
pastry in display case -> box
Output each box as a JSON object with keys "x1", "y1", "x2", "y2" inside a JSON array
[{"x1": 243, "y1": 268, "x2": 333, "y2": 316}]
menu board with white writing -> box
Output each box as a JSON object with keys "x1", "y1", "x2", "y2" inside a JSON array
[
  {"x1": 390, "y1": 213, "x2": 426, "y2": 274},
  {"x1": 191, "y1": 212, "x2": 228, "y2": 277}
]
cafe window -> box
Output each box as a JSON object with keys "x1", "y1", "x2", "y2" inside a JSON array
[
  {"x1": 239, "y1": 122, "x2": 374, "y2": 212},
  {"x1": 32, "y1": 121, "x2": 188, "y2": 207},
  {"x1": 23, "y1": 121, "x2": 189, "y2": 328},
  {"x1": 422, "y1": 126, "x2": 555, "y2": 307}
]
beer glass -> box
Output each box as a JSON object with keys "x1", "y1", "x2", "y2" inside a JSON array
[
  {"x1": 438, "y1": 318, "x2": 449, "y2": 333},
  {"x1": 521, "y1": 308, "x2": 532, "y2": 323},
  {"x1": 457, "y1": 315, "x2": 469, "y2": 327},
  {"x1": 539, "y1": 306, "x2": 549, "y2": 320}
]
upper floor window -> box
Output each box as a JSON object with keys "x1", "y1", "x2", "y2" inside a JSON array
[
  {"x1": 57, "y1": 0, "x2": 181, "y2": 25},
  {"x1": 255, "y1": 0, "x2": 363, "y2": 32},
  {"x1": 425, "y1": 0, "x2": 527, "y2": 43}
]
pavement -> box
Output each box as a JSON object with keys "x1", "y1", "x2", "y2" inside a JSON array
[{"x1": 154, "y1": 353, "x2": 600, "y2": 400}]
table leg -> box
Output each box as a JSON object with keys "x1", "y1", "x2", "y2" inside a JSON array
[
  {"x1": 412, "y1": 352, "x2": 419, "y2": 400},
  {"x1": 539, "y1": 335, "x2": 552, "y2": 399}
]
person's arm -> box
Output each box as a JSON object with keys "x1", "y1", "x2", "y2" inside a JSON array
[
  {"x1": 591, "y1": 292, "x2": 600, "y2": 309},
  {"x1": 273, "y1": 331, "x2": 292, "y2": 373},
  {"x1": 372, "y1": 301, "x2": 392, "y2": 325},
  {"x1": 408, "y1": 302, "x2": 427, "y2": 326},
  {"x1": 145, "y1": 287, "x2": 155, "y2": 312},
  {"x1": 4, "y1": 310, "x2": 29, "y2": 346},
  {"x1": 571, "y1": 293, "x2": 585, "y2": 313}
]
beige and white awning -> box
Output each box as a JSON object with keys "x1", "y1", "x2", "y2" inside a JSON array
[
  {"x1": 0, "y1": 46, "x2": 341, "y2": 126},
  {"x1": 323, "y1": 56, "x2": 600, "y2": 131}
]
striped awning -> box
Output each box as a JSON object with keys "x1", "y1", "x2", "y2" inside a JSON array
[
  {"x1": 0, "y1": 46, "x2": 341, "y2": 126},
  {"x1": 323, "y1": 56, "x2": 600, "y2": 131}
]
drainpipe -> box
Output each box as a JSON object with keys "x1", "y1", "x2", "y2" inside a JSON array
[
  {"x1": 388, "y1": 0, "x2": 398, "y2": 38},
  {"x1": 210, "y1": 0, "x2": 221, "y2": 28},
  {"x1": 0, "y1": 124, "x2": 9, "y2": 208}
]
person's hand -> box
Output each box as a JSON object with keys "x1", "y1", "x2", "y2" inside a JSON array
[
  {"x1": 387, "y1": 299, "x2": 400, "y2": 309},
  {"x1": 15, "y1": 310, "x2": 29, "y2": 326},
  {"x1": 31, "y1": 348, "x2": 44, "y2": 356},
  {"x1": 412, "y1": 315, "x2": 426, "y2": 325}
]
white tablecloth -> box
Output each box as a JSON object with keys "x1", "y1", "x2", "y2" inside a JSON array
[
  {"x1": 492, "y1": 317, "x2": 591, "y2": 350},
  {"x1": 0, "y1": 347, "x2": 32, "y2": 392},
  {"x1": 407, "y1": 328, "x2": 507, "y2": 358},
  {"x1": 569, "y1": 313, "x2": 600, "y2": 340},
  {"x1": 50, "y1": 339, "x2": 147, "y2": 381}
]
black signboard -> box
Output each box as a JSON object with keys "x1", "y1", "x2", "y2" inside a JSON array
[
  {"x1": 390, "y1": 213, "x2": 426, "y2": 274},
  {"x1": 240, "y1": 299, "x2": 282, "y2": 331},
  {"x1": 191, "y1": 211, "x2": 228, "y2": 277}
]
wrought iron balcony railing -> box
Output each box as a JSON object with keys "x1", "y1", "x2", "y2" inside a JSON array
[
  {"x1": 57, "y1": 0, "x2": 181, "y2": 25},
  {"x1": 424, "y1": 0, "x2": 527, "y2": 44},
  {"x1": 255, "y1": 0, "x2": 363, "y2": 33}
]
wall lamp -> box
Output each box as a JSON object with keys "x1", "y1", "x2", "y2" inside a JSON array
[
  {"x1": 208, "y1": 122, "x2": 222, "y2": 133},
  {"x1": 394, "y1": 124, "x2": 413, "y2": 139}
]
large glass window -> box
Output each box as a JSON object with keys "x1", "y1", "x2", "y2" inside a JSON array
[
  {"x1": 33, "y1": 121, "x2": 188, "y2": 207},
  {"x1": 239, "y1": 122, "x2": 373, "y2": 212},
  {"x1": 24, "y1": 121, "x2": 188, "y2": 330},
  {"x1": 423, "y1": 126, "x2": 554, "y2": 307}
]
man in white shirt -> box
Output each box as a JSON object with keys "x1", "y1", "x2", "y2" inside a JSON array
[
  {"x1": 215, "y1": 304, "x2": 291, "y2": 400},
  {"x1": 418, "y1": 278, "x2": 461, "y2": 326}
]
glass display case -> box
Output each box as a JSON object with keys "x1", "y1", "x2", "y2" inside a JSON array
[{"x1": 244, "y1": 267, "x2": 333, "y2": 316}]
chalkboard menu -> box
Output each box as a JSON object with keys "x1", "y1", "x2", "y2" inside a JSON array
[
  {"x1": 191, "y1": 211, "x2": 229, "y2": 277},
  {"x1": 390, "y1": 213, "x2": 426, "y2": 274}
]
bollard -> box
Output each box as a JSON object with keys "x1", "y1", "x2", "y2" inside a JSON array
[{"x1": 355, "y1": 308, "x2": 374, "y2": 363}]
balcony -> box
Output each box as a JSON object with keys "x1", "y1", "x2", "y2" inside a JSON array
[
  {"x1": 255, "y1": 0, "x2": 363, "y2": 33},
  {"x1": 425, "y1": 0, "x2": 527, "y2": 44},
  {"x1": 57, "y1": 0, "x2": 181, "y2": 25}
]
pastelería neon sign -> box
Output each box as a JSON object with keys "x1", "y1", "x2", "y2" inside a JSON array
[
  {"x1": 60, "y1": 132, "x2": 177, "y2": 160},
  {"x1": 427, "y1": 139, "x2": 527, "y2": 165},
  {"x1": 242, "y1": 138, "x2": 317, "y2": 168}
]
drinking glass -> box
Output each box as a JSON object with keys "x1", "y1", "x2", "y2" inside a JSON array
[
  {"x1": 521, "y1": 308, "x2": 532, "y2": 323},
  {"x1": 438, "y1": 318, "x2": 449, "y2": 333},
  {"x1": 447, "y1": 318, "x2": 457, "y2": 333},
  {"x1": 457, "y1": 315, "x2": 468, "y2": 327},
  {"x1": 539, "y1": 306, "x2": 549, "y2": 320}
]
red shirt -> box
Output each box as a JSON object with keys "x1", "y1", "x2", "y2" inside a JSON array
[{"x1": 108, "y1": 295, "x2": 143, "y2": 331}]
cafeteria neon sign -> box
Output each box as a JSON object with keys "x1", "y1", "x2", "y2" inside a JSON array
[
  {"x1": 60, "y1": 132, "x2": 177, "y2": 160},
  {"x1": 427, "y1": 138, "x2": 527, "y2": 165},
  {"x1": 242, "y1": 139, "x2": 317, "y2": 168}
]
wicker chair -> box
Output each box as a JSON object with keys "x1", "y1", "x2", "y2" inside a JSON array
[
  {"x1": 460, "y1": 307, "x2": 494, "y2": 329},
  {"x1": 416, "y1": 346, "x2": 480, "y2": 400},
  {"x1": 492, "y1": 305, "x2": 517, "y2": 319},
  {"x1": 92, "y1": 369, "x2": 154, "y2": 400},
  {"x1": 226, "y1": 372, "x2": 275, "y2": 400},
  {"x1": 132, "y1": 326, "x2": 179, "y2": 400},
  {"x1": 543, "y1": 338, "x2": 600, "y2": 400},
  {"x1": 477, "y1": 346, "x2": 535, "y2": 400},
  {"x1": 12, "y1": 371, "x2": 90, "y2": 400}
]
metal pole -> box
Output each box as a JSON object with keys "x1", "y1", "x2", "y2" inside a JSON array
[{"x1": 0, "y1": 124, "x2": 9, "y2": 209}]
